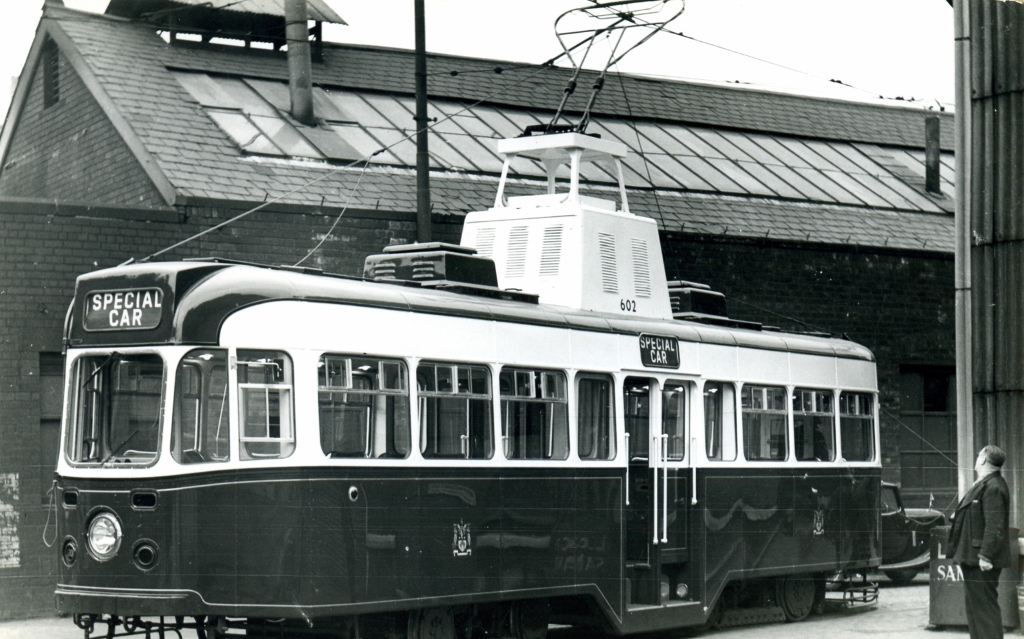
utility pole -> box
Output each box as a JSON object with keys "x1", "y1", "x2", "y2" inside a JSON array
[{"x1": 414, "y1": 0, "x2": 431, "y2": 243}]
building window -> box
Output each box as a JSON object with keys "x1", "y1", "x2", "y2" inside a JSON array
[
  {"x1": 42, "y1": 39, "x2": 60, "y2": 109},
  {"x1": 39, "y1": 353, "x2": 64, "y2": 502},
  {"x1": 899, "y1": 367, "x2": 957, "y2": 508}
]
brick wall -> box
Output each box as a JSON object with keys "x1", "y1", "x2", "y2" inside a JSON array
[
  {"x1": 0, "y1": 43, "x2": 165, "y2": 207},
  {"x1": 662, "y1": 233, "x2": 956, "y2": 505}
]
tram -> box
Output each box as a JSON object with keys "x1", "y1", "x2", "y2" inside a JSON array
[{"x1": 53, "y1": 133, "x2": 880, "y2": 639}]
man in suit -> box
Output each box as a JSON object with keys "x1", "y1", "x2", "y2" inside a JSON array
[{"x1": 948, "y1": 445, "x2": 1011, "y2": 639}]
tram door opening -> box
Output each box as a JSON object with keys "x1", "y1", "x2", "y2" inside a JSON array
[{"x1": 624, "y1": 377, "x2": 691, "y2": 606}]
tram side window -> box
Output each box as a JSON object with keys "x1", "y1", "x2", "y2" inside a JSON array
[
  {"x1": 662, "y1": 382, "x2": 687, "y2": 460},
  {"x1": 172, "y1": 349, "x2": 229, "y2": 464},
  {"x1": 840, "y1": 392, "x2": 875, "y2": 462},
  {"x1": 704, "y1": 382, "x2": 737, "y2": 461},
  {"x1": 418, "y1": 363, "x2": 493, "y2": 459},
  {"x1": 741, "y1": 385, "x2": 787, "y2": 461},
  {"x1": 65, "y1": 354, "x2": 164, "y2": 466},
  {"x1": 793, "y1": 389, "x2": 835, "y2": 462},
  {"x1": 624, "y1": 378, "x2": 651, "y2": 460},
  {"x1": 318, "y1": 355, "x2": 410, "y2": 459},
  {"x1": 500, "y1": 368, "x2": 569, "y2": 460},
  {"x1": 577, "y1": 374, "x2": 615, "y2": 460},
  {"x1": 237, "y1": 350, "x2": 295, "y2": 460}
]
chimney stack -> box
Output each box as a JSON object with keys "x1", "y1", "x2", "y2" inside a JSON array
[
  {"x1": 285, "y1": 0, "x2": 315, "y2": 126},
  {"x1": 925, "y1": 115, "x2": 941, "y2": 194}
]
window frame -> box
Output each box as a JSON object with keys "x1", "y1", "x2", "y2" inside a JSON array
[
  {"x1": 576, "y1": 372, "x2": 616, "y2": 461},
  {"x1": 740, "y1": 383, "x2": 789, "y2": 462},
  {"x1": 236, "y1": 349, "x2": 295, "y2": 461},
  {"x1": 417, "y1": 361, "x2": 494, "y2": 460},
  {"x1": 702, "y1": 380, "x2": 738, "y2": 463},
  {"x1": 317, "y1": 354, "x2": 411, "y2": 460},
  {"x1": 500, "y1": 366, "x2": 570, "y2": 461},
  {"x1": 839, "y1": 390, "x2": 876, "y2": 463},
  {"x1": 792, "y1": 387, "x2": 837, "y2": 463}
]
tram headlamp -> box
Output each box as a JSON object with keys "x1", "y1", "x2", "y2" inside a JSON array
[{"x1": 86, "y1": 512, "x2": 122, "y2": 561}]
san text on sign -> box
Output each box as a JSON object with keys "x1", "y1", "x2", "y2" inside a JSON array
[
  {"x1": 639, "y1": 333, "x2": 679, "y2": 369},
  {"x1": 84, "y1": 288, "x2": 163, "y2": 331}
]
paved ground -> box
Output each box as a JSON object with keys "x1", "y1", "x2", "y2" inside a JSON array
[{"x1": 0, "y1": 574, "x2": 978, "y2": 639}]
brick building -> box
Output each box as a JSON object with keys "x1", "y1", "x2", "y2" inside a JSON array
[{"x1": 0, "y1": 2, "x2": 956, "y2": 618}]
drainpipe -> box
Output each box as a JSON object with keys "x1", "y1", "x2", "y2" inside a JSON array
[{"x1": 285, "y1": 0, "x2": 315, "y2": 126}]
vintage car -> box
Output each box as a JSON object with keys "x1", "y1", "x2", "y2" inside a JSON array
[{"x1": 880, "y1": 481, "x2": 946, "y2": 584}]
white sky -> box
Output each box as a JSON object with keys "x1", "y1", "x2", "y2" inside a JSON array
[{"x1": 0, "y1": 0, "x2": 955, "y2": 122}]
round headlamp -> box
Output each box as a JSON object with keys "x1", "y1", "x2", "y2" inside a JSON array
[{"x1": 86, "y1": 512, "x2": 122, "y2": 561}]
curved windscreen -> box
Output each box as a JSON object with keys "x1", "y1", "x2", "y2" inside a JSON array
[{"x1": 65, "y1": 353, "x2": 164, "y2": 466}]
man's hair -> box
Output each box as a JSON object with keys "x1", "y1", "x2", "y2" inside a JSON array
[{"x1": 980, "y1": 445, "x2": 1007, "y2": 468}]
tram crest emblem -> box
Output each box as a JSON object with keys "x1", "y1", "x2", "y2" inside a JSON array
[
  {"x1": 813, "y1": 509, "x2": 825, "y2": 536},
  {"x1": 453, "y1": 520, "x2": 472, "y2": 557}
]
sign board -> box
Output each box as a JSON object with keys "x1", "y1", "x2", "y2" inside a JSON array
[
  {"x1": 639, "y1": 334, "x2": 679, "y2": 369},
  {"x1": 84, "y1": 288, "x2": 164, "y2": 331}
]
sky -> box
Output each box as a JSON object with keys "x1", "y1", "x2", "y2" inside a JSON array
[{"x1": 0, "y1": 0, "x2": 956, "y2": 121}]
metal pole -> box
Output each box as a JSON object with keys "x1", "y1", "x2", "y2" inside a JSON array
[
  {"x1": 285, "y1": 0, "x2": 315, "y2": 126},
  {"x1": 953, "y1": 0, "x2": 974, "y2": 499},
  {"x1": 415, "y1": 0, "x2": 432, "y2": 243}
]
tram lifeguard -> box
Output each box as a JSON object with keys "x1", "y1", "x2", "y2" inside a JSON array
[{"x1": 461, "y1": 132, "x2": 673, "y2": 320}]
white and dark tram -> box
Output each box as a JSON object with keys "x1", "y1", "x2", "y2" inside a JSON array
[{"x1": 54, "y1": 134, "x2": 880, "y2": 639}]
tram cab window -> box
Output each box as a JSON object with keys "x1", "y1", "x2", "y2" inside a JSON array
[
  {"x1": 500, "y1": 368, "x2": 569, "y2": 460},
  {"x1": 704, "y1": 382, "x2": 737, "y2": 461},
  {"x1": 318, "y1": 355, "x2": 410, "y2": 459},
  {"x1": 577, "y1": 374, "x2": 615, "y2": 460},
  {"x1": 662, "y1": 382, "x2": 687, "y2": 461},
  {"x1": 172, "y1": 349, "x2": 229, "y2": 464},
  {"x1": 418, "y1": 363, "x2": 492, "y2": 459},
  {"x1": 741, "y1": 385, "x2": 787, "y2": 461},
  {"x1": 237, "y1": 350, "x2": 295, "y2": 460},
  {"x1": 840, "y1": 392, "x2": 875, "y2": 462},
  {"x1": 65, "y1": 353, "x2": 164, "y2": 466},
  {"x1": 793, "y1": 389, "x2": 835, "y2": 462}
]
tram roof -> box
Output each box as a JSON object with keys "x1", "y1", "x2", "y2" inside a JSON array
[
  {"x1": 1, "y1": 5, "x2": 955, "y2": 256},
  {"x1": 69, "y1": 261, "x2": 874, "y2": 362}
]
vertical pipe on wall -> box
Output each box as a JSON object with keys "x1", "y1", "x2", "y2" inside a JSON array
[{"x1": 954, "y1": 0, "x2": 975, "y2": 499}]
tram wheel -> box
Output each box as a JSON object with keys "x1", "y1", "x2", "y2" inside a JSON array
[
  {"x1": 777, "y1": 575, "x2": 816, "y2": 622},
  {"x1": 884, "y1": 568, "x2": 919, "y2": 585},
  {"x1": 408, "y1": 607, "x2": 456, "y2": 639},
  {"x1": 510, "y1": 600, "x2": 549, "y2": 639}
]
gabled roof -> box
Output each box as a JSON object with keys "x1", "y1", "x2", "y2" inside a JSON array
[
  {"x1": 0, "y1": 5, "x2": 956, "y2": 255},
  {"x1": 106, "y1": 0, "x2": 346, "y2": 25}
]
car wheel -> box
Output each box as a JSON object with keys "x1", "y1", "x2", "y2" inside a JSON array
[{"x1": 885, "y1": 569, "x2": 919, "y2": 585}]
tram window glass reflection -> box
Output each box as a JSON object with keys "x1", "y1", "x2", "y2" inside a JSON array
[
  {"x1": 418, "y1": 363, "x2": 492, "y2": 459},
  {"x1": 500, "y1": 368, "x2": 569, "y2": 460},
  {"x1": 318, "y1": 355, "x2": 410, "y2": 459},
  {"x1": 172, "y1": 349, "x2": 229, "y2": 464},
  {"x1": 704, "y1": 382, "x2": 737, "y2": 461},
  {"x1": 237, "y1": 350, "x2": 295, "y2": 460},
  {"x1": 662, "y1": 382, "x2": 687, "y2": 461},
  {"x1": 65, "y1": 353, "x2": 164, "y2": 466},
  {"x1": 577, "y1": 374, "x2": 615, "y2": 460},
  {"x1": 793, "y1": 389, "x2": 835, "y2": 461},
  {"x1": 741, "y1": 385, "x2": 787, "y2": 461},
  {"x1": 623, "y1": 378, "x2": 650, "y2": 460},
  {"x1": 840, "y1": 392, "x2": 875, "y2": 462}
]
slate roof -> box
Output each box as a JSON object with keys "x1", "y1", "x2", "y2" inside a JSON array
[{"x1": 2, "y1": 6, "x2": 956, "y2": 255}]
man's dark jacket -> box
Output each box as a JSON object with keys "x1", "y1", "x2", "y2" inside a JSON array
[{"x1": 947, "y1": 472, "x2": 1011, "y2": 568}]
